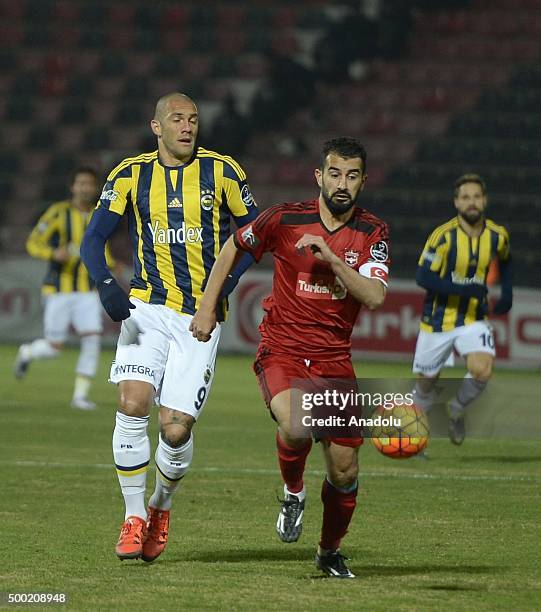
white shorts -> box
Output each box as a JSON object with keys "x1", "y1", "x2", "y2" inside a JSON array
[
  {"x1": 44, "y1": 292, "x2": 103, "y2": 343},
  {"x1": 109, "y1": 299, "x2": 221, "y2": 419},
  {"x1": 412, "y1": 320, "x2": 496, "y2": 377}
]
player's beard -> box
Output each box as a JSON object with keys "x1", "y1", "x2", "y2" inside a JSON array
[
  {"x1": 322, "y1": 188, "x2": 360, "y2": 216},
  {"x1": 459, "y1": 208, "x2": 484, "y2": 226}
]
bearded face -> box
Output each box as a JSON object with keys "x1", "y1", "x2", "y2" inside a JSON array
[
  {"x1": 454, "y1": 182, "x2": 487, "y2": 226},
  {"x1": 317, "y1": 153, "x2": 366, "y2": 217}
]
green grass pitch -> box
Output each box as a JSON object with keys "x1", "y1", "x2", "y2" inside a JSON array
[{"x1": 1, "y1": 345, "x2": 540, "y2": 610}]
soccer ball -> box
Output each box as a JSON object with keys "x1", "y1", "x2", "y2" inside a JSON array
[{"x1": 371, "y1": 403, "x2": 429, "y2": 459}]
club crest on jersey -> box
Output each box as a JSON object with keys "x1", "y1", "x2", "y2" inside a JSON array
[
  {"x1": 168, "y1": 197, "x2": 182, "y2": 208},
  {"x1": 241, "y1": 184, "x2": 256, "y2": 207},
  {"x1": 369, "y1": 241, "x2": 389, "y2": 263},
  {"x1": 203, "y1": 367, "x2": 212, "y2": 384},
  {"x1": 344, "y1": 250, "x2": 359, "y2": 267},
  {"x1": 200, "y1": 189, "x2": 215, "y2": 211}
]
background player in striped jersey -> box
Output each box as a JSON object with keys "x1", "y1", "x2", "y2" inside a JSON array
[
  {"x1": 191, "y1": 137, "x2": 390, "y2": 578},
  {"x1": 412, "y1": 174, "x2": 513, "y2": 445},
  {"x1": 14, "y1": 167, "x2": 113, "y2": 410},
  {"x1": 81, "y1": 93, "x2": 257, "y2": 562}
]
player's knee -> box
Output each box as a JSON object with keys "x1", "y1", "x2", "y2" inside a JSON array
[
  {"x1": 277, "y1": 426, "x2": 306, "y2": 449},
  {"x1": 161, "y1": 423, "x2": 192, "y2": 447},
  {"x1": 468, "y1": 361, "x2": 492, "y2": 382},
  {"x1": 118, "y1": 388, "x2": 152, "y2": 417},
  {"x1": 327, "y1": 463, "x2": 358, "y2": 489}
]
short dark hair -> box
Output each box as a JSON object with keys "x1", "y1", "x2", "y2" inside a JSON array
[
  {"x1": 71, "y1": 166, "x2": 98, "y2": 184},
  {"x1": 454, "y1": 173, "x2": 486, "y2": 197},
  {"x1": 321, "y1": 137, "x2": 367, "y2": 173}
]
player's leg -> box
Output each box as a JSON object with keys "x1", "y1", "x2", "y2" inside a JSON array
[
  {"x1": 448, "y1": 322, "x2": 495, "y2": 445},
  {"x1": 255, "y1": 352, "x2": 314, "y2": 543},
  {"x1": 142, "y1": 313, "x2": 220, "y2": 562},
  {"x1": 316, "y1": 440, "x2": 359, "y2": 578},
  {"x1": 270, "y1": 389, "x2": 312, "y2": 543},
  {"x1": 412, "y1": 329, "x2": 455, "y2": 413},
  {"x1": 13, "y1": 294, "x2": 67, "y2": 378},
  {"x1": 71, "y1": 292, "x2": 103, "y2": 410},
  {"x1": 109, "y1": 300, "x2": 168, "y2": 559}
]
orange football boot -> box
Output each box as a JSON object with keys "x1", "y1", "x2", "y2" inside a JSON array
[
  {"x1": 142, "y1": 507, "x2": 170, "y2": 562},
  {"x1": 115, "y1": 516, "x2": 147, "y2": 560}
]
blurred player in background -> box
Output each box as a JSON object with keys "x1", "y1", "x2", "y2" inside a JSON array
[
  {"x1": 191, "y1": 137, "x2": 390, "y2": 579},
  {"x1": 81, "y1": 93, "x2": 257, "y2": 562},
  {"x1": 14, "y1": 167, "x2": 112, "y2": 410},
  {"x1": 412, "y1": 174, "x2": 513, "y2": 444}
]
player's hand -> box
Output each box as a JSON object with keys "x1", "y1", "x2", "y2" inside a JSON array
[
  {"x1": 97, "y1": 278, "x2": 135, "y2": 322},
  {"x1": 295, "y1": 234, "x2": 337, "y2": 264},
  {"x1": 190, "y1": 307, "x2": 216, "y2": 342},
  {"x1": 52, "y1": 246, "x2": 70, "y2": 263},
  {"x1": 492, "y1": 296, "x2": 512, "y2": 315},
  {"x1": 459, "y1": 283, "x2": 488, "y2": 300}
]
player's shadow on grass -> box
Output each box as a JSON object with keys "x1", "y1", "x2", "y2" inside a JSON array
[
  {"x1": 173, "y1": 549, "x2": 498, "y2": 577},
  {"x1": 423, "y1": 584, "x2": 487, "y2": 592},
  {"x1": 171, "y1": 547, "x2": 324, "y2": 563}
]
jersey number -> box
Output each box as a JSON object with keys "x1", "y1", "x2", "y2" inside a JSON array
[
  {"x1": 194, "y1": 386, "x2": 207, "y2": 411},
  {"x1": 479, "y1": 332, "x2": 495, "y2": 349}
]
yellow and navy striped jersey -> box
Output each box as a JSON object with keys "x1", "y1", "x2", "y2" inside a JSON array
[
  {"x1": 27, "y1": 201, "x2": 114, "y2": 294},
  {"x1": 417, "y1": 217, "x2": 510, "y2": 332},
  {"x1": 96, "y1": 147, "x2": 258, "y2": 317}
]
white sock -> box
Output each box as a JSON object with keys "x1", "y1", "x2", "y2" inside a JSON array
[
  {"x1": 149, "y1": 434, "x2": 193, "y2": 511},
  {"x1": 76, "y1": 334, "x2": 100, "y2": 378},
  {"x1": 25, "y1": 338, "x2": 59, "y2": 360},
  {"x1": 73, "y1": 375, "x2": 92, "y2": 401},
  {"x1": 112, "y1": 412, "x2": 150, "y2": 520},
  {"x1": 449, "y1": 373, "x2": 487, "y2": 418},
  {"x1": 285, "y1": 484, "x2": 306, "y2": 502}
]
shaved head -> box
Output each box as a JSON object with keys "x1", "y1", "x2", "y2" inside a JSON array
[
  {"x1": 151, "y1": 92, "x2": 199, "y2": 164},
  {"x1": 154, "y1": 92, "x2": 196, "y2": 122}
]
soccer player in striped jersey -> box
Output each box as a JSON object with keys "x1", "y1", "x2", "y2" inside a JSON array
[
  {"x1": 14, "y1": 167, "x2": 112, "y2": 410},
  {"x1": 412, "y1": 174, "x2": 513, "y2": 445},
  {"x1": 81, "y1": 93, "x2": 258, "y2": 562}
]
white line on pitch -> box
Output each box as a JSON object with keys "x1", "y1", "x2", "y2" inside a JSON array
[{"x1": 3, "y1": 460, "x2": 541, "y2": 483}]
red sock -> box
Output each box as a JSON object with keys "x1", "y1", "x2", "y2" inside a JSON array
[
  {"x1": 319, "y1": 479, "x2": 358, "y2": 551},
  {"x1": 276, "y1": 431, "x2": 312, "y2": 494}
]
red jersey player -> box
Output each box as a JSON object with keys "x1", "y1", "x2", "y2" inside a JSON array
[{"x1": 191, "y1": 138, "x2": 390, "y2": 578}]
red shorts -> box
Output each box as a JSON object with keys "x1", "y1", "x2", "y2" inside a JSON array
[{"x1": 253, "y1": 347, "x2": 363, "y2": 448}]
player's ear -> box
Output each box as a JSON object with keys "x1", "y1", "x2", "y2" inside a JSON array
[
  {"x1": 360, "y1": 173, "x2": 368, "y2": 191},
  {"x1": 151, "y1": 119, "x2": 161, "y2": 138},
  {"x1": 314, "y1": 168, "x2": 322, "y2": 188}
]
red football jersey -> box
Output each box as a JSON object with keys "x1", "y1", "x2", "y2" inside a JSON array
[{"x1": 234, "y1": 199, "x2": 390, "y2": 359}]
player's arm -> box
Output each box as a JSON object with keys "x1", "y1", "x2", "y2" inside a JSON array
[
  {"x1": 492, "y1": 227, "x2": 513, "y2": 315},
  {"x1": 192, "y1": 204, "x2": 277, "y2": 340},
  {"x1": 26, "y1": 206, "x2": 68, "y2": 263},
  {"x1": 190, "y1": 236, "x2": 244, "y2": 340},
  {"x1": 81, "y1": 167, "x2": 133, "y2": 322},
  {"x1": 295, "y1": 234, "x2": 387, "y2": 309},
  {"x1": 217, "y1": 159, "x2": 259, "y2": 298}
]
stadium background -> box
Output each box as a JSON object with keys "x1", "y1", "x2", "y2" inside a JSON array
[
  {"x1": 1, "y1": 1, "x2": 541, "y2": 609},
  {"x1": 1, "y1": 0, "x2": 540, "y2": 367}
]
